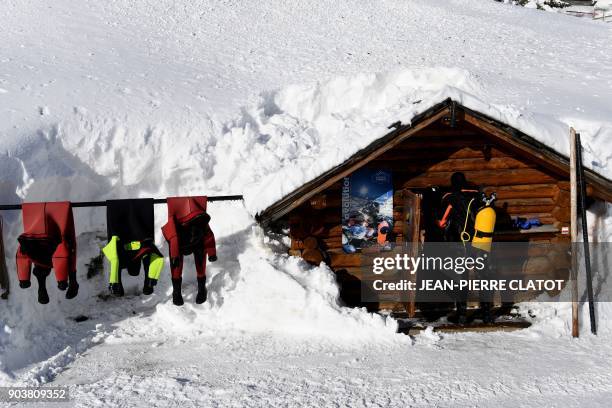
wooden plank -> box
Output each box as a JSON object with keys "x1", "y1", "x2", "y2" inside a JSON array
[
  {"x1": 552, "y1": 205, "x2": 571, "y2": 223},
  {"x1": 401, "y1": 128, "x2": 482, "y2": 137},
  {"x1": 554, "y1": 188, "x2": 571, "y2": 206},
  {"x1": 496, "y1": 213, "x2": 556, "y2": 225},
  {"x1": 369, "y1": 157, "x2": 533, "y2": 172},
  {"x1": 329, "y1": 252, "x2": 363, "y2": 268},
  {"x1": 402, "y1": 168, "x2": 556, "y2": 189},
  {"x1": 496, "y1": 197, "x2": 555, "y2": 207},
  {"x1": 570, "y1": 127, "x2": 579, "y2": 338},
  {"x1": 392, "y1": 189, "x2": 556, "y2": 206},
  {"x1": 390, "y1": 138, "x2": 490, "y2": 150},
  {"x1": 402, "y1": 190, "x2": 422, "y2": 317},
  {"x1": 482, "y1": 184, "x2": 556, "y2": 199},
  {"x1": 382, "y1": 146, "x2": 509, "y2": 160},
  {"x1": 404, "y1": 321, "x2": 531, "y2": 335}
]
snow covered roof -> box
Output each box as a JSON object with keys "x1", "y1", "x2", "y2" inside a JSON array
[{"x1": 251, "y1": 95, "x2": 612, "y2": 223}]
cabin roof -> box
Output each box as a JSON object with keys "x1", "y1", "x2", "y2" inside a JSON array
[{"x1": 255, "y1": 98, "x2": 612, "y2": 225}]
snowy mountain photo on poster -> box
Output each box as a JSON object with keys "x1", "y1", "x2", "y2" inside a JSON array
[{"x1": 342, "y1": 169, "x2": 393, "y2": 253}]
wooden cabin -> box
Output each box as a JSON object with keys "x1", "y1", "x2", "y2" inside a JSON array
[{"x1": 257, "y1": 99, "x2": 612, "y2": 316}]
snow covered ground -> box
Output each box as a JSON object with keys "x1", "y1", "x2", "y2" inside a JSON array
[
  {"x1": 1, "y1": 0, "x2": 612, "y2": 406},
  {"x1": 19, "y1": 325, "x2": 612, "y2": 407}
]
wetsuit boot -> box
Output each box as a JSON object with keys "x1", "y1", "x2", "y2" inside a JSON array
[
  {"x1": 143, "y1": 276, "x2": 154, "y2": 295},
  {"x1": 33, "y1": 266, "x2": 50, "y2": 304},
  {"x1": 65, "y1": 270, "x2": 79, "y2": 299},
  {"x1": 195, "y1": 277, "x2": 207, "y2": 304},
  {"x1": 110, "y1": 271, "x2": 124, "y2": 297},
  {"x1": 172, "y1": 278, "x2": 184, "y2": 306},
  {"x1": 110, "y1": 282, "x2": 124, "y2": 296},
  {"x1": 66, "y1": 282, "x2": 79, "y2": 299}
]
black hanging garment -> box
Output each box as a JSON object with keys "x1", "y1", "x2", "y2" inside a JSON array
[
  {"x1": 102, "y1": 199, "x2": 164, "y2": 296},
  {"x1": 0, "y1": 215, "x2": 9, "y2": 299}
]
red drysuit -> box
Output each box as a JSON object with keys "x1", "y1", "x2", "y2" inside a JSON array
[
  {"x1": 162, "y1": 196, "x2": 216, "y2": 279},
  {"x1": 16, "y1": 201, "x2": 77, "y2": 287}
]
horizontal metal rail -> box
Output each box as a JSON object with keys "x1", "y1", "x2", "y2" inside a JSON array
[{"x1": 0, "y1": 195, "x2": 244, "y2": 211}]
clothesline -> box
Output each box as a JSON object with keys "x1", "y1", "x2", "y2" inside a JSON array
[{"x1": 0, "y1": 195, "x2": 244, "y2": 211}]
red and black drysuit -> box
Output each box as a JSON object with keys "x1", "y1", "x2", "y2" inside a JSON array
[
  {"x1": 16, "y1": 201, "x2": 79, "y2": 304},
  {"x1": 162, "y1": 196, "x2": 216, "y2": 305}
]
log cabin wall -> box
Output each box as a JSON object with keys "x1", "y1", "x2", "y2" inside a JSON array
[{"x1": 284, "y1": 118, "x2": 572, "y2": 312}]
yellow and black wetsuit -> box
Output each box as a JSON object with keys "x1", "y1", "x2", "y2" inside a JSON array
[{"x1": 102, "y1": 199, "x2": 164, "y2": 296}]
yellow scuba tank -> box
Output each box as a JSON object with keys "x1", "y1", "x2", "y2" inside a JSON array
[{"x1": 472, "y1": 193, "x2": 496, "y2": 253}]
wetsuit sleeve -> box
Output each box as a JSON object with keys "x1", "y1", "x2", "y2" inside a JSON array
[
  {"x1": 205, "y1": 226, "x2": 217, "y2": 261},
  {"x1": 161, "y1": 218, "x2": 180, "y2": 265},
  {"x1": 102, "y1": 236, "x2": 120, "y2": 284}
]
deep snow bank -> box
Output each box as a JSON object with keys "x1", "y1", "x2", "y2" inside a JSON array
[{"x1": 141, "y1": 227, "x2": 397, "y2": 342}]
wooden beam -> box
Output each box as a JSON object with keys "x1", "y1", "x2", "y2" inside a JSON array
[
  {"x1": 401, "y1": 168, "x2": 556, "y2": 189},
  {"x1": 570, "y1": 127, "x2": 579, "y2": 338},
  {"x1": 404, "y1": 321, "x2": 531, "y2": 335}
]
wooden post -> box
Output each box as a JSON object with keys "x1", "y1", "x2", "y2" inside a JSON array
[
  {"x1": 402, "y1": 190, "x2": 422, "y2": 318},
  {"x1": 408, "y1": 194, "x2": 422, "y2": 317},
  {"x1": 570, "y1": 128, "x2": 579, "y2": 338}
]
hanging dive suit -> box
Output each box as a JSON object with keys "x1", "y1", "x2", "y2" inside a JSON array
[
  {"x1": 102, "y1": 199, "x2": 164, "y2": 297},
  {"x1": 16, "y1": 202, "x2": 79, "y2": 304},
  {"x1": 162, "y1": 196, "x2": 217, "y2": 306},
  {"x1": 0, "y1": 215, "x2": 9, "y2": 299}
]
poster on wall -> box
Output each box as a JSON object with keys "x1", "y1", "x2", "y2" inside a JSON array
[{"x1": 341, "y1": 168, "x2": 393, "y2": 253}]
